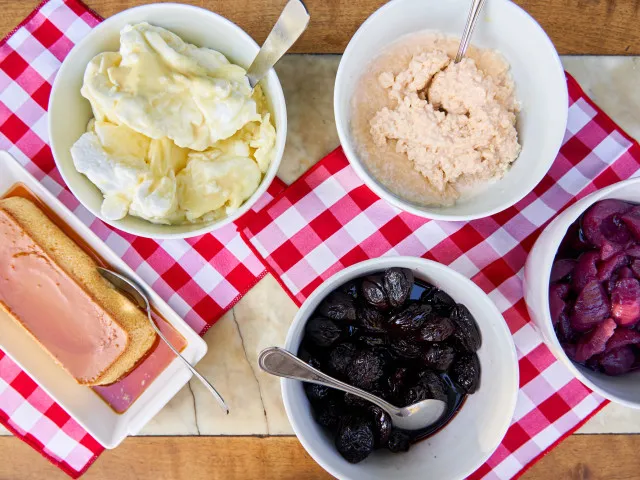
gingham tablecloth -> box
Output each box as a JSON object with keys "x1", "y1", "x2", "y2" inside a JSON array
[
  {"x1": 0, "y1": 0, "x2": 284, "y2": 477},
  {"x1": 239, "y1": 75, "x2": 640, "y2": 479}
]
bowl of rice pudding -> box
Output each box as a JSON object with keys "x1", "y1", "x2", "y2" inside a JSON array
[{"x1": 335, "y1": 0, "x2": 567, "y2": 221}]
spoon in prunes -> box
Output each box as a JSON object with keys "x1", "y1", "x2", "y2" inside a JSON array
[{"x1": 258, "y1": 347, "x2": 447, "y2": 430}]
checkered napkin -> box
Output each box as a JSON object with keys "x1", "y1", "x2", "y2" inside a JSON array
[
  {"x1": 240, "y1": 75, "x2": 640, "y2": 479},
  {"x1": 0, "y1": 0, "x2": 284, "y2": 477}
]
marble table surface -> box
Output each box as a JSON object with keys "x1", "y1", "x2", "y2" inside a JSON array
[{"x1": 3, "y1": 54, "x2": 639, "y2": 437}]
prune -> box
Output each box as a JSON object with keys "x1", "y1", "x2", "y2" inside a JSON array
[
  {"x1": 335, "y1": 416, "x2": 375, "y2": 464},
  {"x1": 450, "y1": 353, "x2": 481, "y2": 394},
  {"x1": 417, "y1": 316, "x2": 455, "y2": 342},
  {"x1": 418, "y1": 282, "x2": 438, "y2": 303},
  {"x1": 582, "y1": 199, "x2": 633, "y2": 247},
  {"x1": 570, "y1": 281, "x2": 610, "y2": 332},
  {"x1": 422, "y1": 344, "x2": 456, "y2": 371},
  {"x1": 390, "y1": 338, "x2": 423, "y2": 359},
  {"x1": 387, "y1": 367, "x2": 409, "y2": 402},
  {"x1": 611, "y1": 278, "x2": 640, "y2": 326},
  {"x1": 405, "y1": 371, "x2": 447, "y2": 406},
  {"x1": 346, "y1": 350, "x2": 386, "y2": 390},
  {"x1": 340, "y1": 281, "x2": 359, "y2": 299},
  {"x1": 384, "y1": 268, "x2": 414, "y2": 308},
  {"x1": 574, "y1": 317, "x2": 616, "y2": 362},
  {"x1": 550, "y1": 259, "x2": 577, "y2": 282},
  {"x1": 318, "y1": 291, "x2": 356, "y2": 322},
  {"x1": 387, "y1": 429, "x2": 411, "y2": 453},
  {"x1": 368, "y1": 406, "x2": 392, "y2": 447},
  {"x1": 600, "y1": 346, "x2": 636, "y2": 375},
  {"x1": 556, "y1": 312, "x2": 576, "y2": 343},
  {"x1": 450, "y1": 304, "x2": 482, "y2": 352},
  {"x1": 357, "y1": 304, "x2": 387, "y2": 333},
  {"x1": 362, "y1": 275, "x2": 390, "y2": 310},
  {"x1": 305, "y1": 317, "x2": 342, "y2": 347},
  {"x1": 359, "y1": 335, "x2": 387, "y2": 348},
  {"x1": 328, "y1": 343, "x2": 357, "y2": 378},
  {"x1": 304, "y1": 382, "x2": 330, "y2": 404},
  {"x1": 389, "y1": 303, "x2": 432, "y2": 333},
  {"x1": 346, "y1": 324, "x2": 360, "y2": 338},
  {"x1": 315, "y1": 399, "x2": 343, "y2": 431}
]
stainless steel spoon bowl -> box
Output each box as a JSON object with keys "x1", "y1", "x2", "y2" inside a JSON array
[
  {"x1": 97, "y1": 267, "x2": 229, "y2": 414},
  {"x1": 259, "y1": 347, "x2": 447, "y2": 430}
]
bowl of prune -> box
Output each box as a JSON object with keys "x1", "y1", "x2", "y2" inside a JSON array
[
  {"x1": 281, "y1": 257, "x2": 518, "y2": 480},
  {"x1": 525, "y1": 177, "x2": 640, "y2": 408}
]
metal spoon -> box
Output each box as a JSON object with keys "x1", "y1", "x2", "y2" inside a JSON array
[
  {"x1": 245, "y1": 0, "x2": 310, "y2": 88},
  {"x1": 258, "y1": 347, "x2": 447, "y2": 430},
  {"x1": 454, "y1": 0, "x2": 487, "y2": 63},
  {"x1": 97, "y1": 267, "x2": 229, "y2": 414}
]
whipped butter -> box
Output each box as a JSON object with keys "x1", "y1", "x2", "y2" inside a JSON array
[
  {"x1": 0, "y1": 209, "x2": 128, "y2": 384},
  {"x1": 71, "y1": 23, "x2": 276, "y2": 225}
]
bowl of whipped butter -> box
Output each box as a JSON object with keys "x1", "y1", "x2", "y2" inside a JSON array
[{"x1": 49, "y1": 4, "x2": 286, "y2": 238}]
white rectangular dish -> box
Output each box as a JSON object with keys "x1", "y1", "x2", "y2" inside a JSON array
[{"x1": 0, "y1": 151, "x2": 207, "y2": 448}]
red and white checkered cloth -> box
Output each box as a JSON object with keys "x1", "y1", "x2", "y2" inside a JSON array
[
  {"x1": 0, "y1": 0, "x2": 284, "y2": 477},
  {"x1": 240, "y1": 75, "x2": 640, "y2": 479}
]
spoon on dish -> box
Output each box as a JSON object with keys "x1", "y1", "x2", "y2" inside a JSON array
[
  {"x1": 97, "y1": 267, "x2": 229, "y2": 414},
  {"x1": 245, "y1": 0, "x2": 310, "y2": 88},
  {"x1": 455, "y1": 0, "x2": 487, "y2": 63},
  {"x1": 258, "y1": 347, "x2": 447, "y2": 430}
]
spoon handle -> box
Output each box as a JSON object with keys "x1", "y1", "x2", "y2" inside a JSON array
[
  {"x1": 246, "y1": 0, "x2": 310, "y2": 88},
  {"x1": 258, "y1": 347, "x2": 400, "y2": 414},
  {"x1": 143, "y1": 309, "x2": 230, "y2": 414},
  {"x1": 455, "y1": 0, "x2": 487, "y2": 63}
]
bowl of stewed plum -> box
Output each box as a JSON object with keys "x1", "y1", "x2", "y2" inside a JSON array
[
  {"x1": 281, "y1": 257, "x2": 518, "y2": 480},
  {"x1": 525, "y1": 177, "x2": 640, "y2": 408}
]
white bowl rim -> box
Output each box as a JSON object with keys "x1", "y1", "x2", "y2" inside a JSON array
[
  {"x1": 527, "y1": 177, "x2": 640, "y2": 408},
  {"x1": 333, "y1": 0, "x2": 568, "y2": 222},
  {"x1": 281, "y1": 256, "x2": 520, "y2": 480},
  {"x1": 48, "y1": 2, "x2": 287, "y2": 239}
]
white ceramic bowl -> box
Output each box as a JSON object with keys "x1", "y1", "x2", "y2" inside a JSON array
[
  {"x1": 49, "y1": 3, "x2": 286, "y2": 239},
  {"x1": 334, "y1": 0, "x2": 567, "y2": 221},
  {"x1": 282, "y1": 257, "x2": 519, "y2": 480},
  {"x1": 524, "y1": 178, "x2": 640, "y2": 408}
]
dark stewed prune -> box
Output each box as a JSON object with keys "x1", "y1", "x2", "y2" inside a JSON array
[
  {"x1": 368, "y1": 405, "x2": 392, "y2": 447},
  {"x1": 340, "y1": 280, "x2": 359, "y2": 299},
  {"x1": 328, "y1": 343, "x2": 357, "y2": 378},
  {"x1": 418, "y1": 282, "x2": 438, "y2": 303},
  {"x1": 304, "y1": 382, "x2": 330, "y2": 404},
  {"x1": 387, "y1": 367, "x2": 409, "y2": 402},
  {"x1": 451, "y1": 353, "x2": 481, "y2": 394},
  {"x1": 417, "y1": 316, "x2": 456, "y2": 342},
  {"x1": 422, "y1": 344, "x2": 456, "y2": 371},
  {"x1": 450, "y1": 304, "x2": 482, "y2": 352},
  {"x1": 389, "y1": 303, "x2": 432, "y2": 333},
  {"x1": 305, "y1": 317, "x2": 342, "y2": 347},
  {"x1": 347, "y1": 349, "x2": 386, "y2": 390},
  {"x1": 387, "y1": 429, "x2": 411, "y2": 453},
  {"x1": 318, "y1": 291, "x2": 357, "y2": 322},
  {"x1": 315, "y1": 398, "x2": 343, "y2": 431},
  {"x1": 359, "y1": 335, "x2": 387, "y2": 348},
  {"x1": 362, "y1": 275, "x2": 390, "y2": 310},
  {"x1": 357, "y1": 304, "x2": 387, "y2": 333},
  {"x1": 404, "y1": 371, "x2": 447, "y2": 406},
  {"x1": 422, "y1": 288, "x2": 455, "y2": 310},
  {"x1": 384, "y1": 268, "x2": 414, "y2": 308},
  {"x1": 390, "y1": 338, "x2": 423, "y2": 359},
  {"x1": 335, "y1": 416, "x2": 375, "y2": 464}
]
